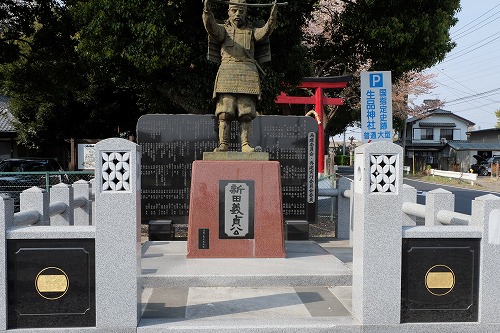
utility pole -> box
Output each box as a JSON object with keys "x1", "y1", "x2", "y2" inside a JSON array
[{"x1": 342, "y1": 131, "x2": 346, "y2": 155}]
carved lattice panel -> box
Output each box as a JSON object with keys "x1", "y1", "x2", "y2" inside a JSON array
[
  {"x1": 101, "y1": 152, "x2": 131, "y2": 191},
  {"x1": 370, "y1": 154, "x2": 397, "y2": 193}
]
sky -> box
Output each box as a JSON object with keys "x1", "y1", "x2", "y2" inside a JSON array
[{"x1": 334, "y1": 0, "x2": 500, "y2": 143}]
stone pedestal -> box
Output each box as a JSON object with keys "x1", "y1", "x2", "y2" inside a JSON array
[
  {"x1": 187, "y1": 160, "x2": 285, "y2": 258},
  {"x1": 352, "y1": 142, "x2": 403, "y2": 324}
]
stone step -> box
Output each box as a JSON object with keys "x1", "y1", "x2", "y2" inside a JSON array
[
  {"x1": 140, "y1": 241, "x2": 352, "y2": 288},
  {"x1": 137, "y1": 317, "x2": 360, "y2": 333},
  {"x1": 137, "y1": 318, "x2": 493, "y2": 333},
  {"x1": 138, "y1": 285, "x2": 357, "y2": 333},
  {"x1": 137, "y1": 317, "x2": 362, "y2": 333},
  {"x1": 138, "y1": 240, "x2": 355, "y2": 332}
]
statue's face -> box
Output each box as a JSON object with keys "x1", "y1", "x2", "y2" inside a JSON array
[{"x1": 228, "y1": 5, "x2": 247, "y2": 28}]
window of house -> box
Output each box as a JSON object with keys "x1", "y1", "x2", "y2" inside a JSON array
[
  {"x1": 440, "y1": 129, "x2": 454, "y2": 140},
  {"x1": 420, "y1": 128, "x2": 433, "y2": 140}
]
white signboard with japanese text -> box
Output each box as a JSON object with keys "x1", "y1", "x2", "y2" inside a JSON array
[
  {"x1": 307, "y1": 132, "x2": 316, "y2": 203},
  {"x1": 361, "y1": 71, "x2": 393, "y2": 143},
  {"x1": 77, "y1": 144, "x2": 96, "y2": 170}
]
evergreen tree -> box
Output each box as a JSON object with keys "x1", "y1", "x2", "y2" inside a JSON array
[{"x1": 0, "y1": 0, "x2": 461, "y2": 149}]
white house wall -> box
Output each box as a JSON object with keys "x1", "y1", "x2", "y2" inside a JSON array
[{"x1": 412, "y1": 114, "x2": 470, "y2": 142}]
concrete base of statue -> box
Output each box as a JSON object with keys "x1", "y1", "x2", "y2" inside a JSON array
[{"x1": 187, "y1": 159, "x2": 285, "y2": 258}]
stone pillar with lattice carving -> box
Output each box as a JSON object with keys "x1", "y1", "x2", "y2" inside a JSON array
[
  {"x1": 94, "y1": 138, "x2": 141, "y2": 332},
  {"x1": 351, "y1": 141, "x2": 404, "y2": 324}
]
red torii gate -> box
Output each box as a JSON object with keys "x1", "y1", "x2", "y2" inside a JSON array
[{"x1": 275, "y1": 76, "x2": 352, "y2": 173}]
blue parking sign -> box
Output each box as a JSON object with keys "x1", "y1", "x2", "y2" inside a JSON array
[
  {"x1": 369, "y1": 73, "x2": 384, "y2": 88},
  {"x1": 361, "y1": 71, "x2": 393, "y2": 143}
]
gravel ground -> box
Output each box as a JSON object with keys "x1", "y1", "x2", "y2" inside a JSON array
[{"x1": 467, "y1": 176, "x2": 500, "y2": 193}]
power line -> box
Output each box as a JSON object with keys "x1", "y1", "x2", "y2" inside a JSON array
[
  {"x1": 439, "y1": 70, "x2": 476, "y2": 94},
  {"x1": 442, "y1": 32, "x2": 500, "y2": 63},
  {"x1": 445, "y1": 69, "x2": 500, "y2": 83},
  {"x1": 448, "y1": 88, "x2": 500, "y2": 103},
  {"x1": 448, "y1": 30, "x2": 500, "y2": 57},
  {"x1": 437, "y1": 53, "x2": 500, "y2": 73},
  {"x1": 417, "y1": 2, "x2": 500, "y2": 128},
  {"x1": 447, "y1": 95, "x2": 500, "y2": 107},
  {"x1": 452, "y1": 8, "x2": 500, "y2": 40},
  {"x1": 451, "y1": 103, "x2": 498, "y2": 114},
  {"x1": 445, "y1": 90, "x2": 500, "y2": 107},
  {"x1": 434, "y1": 66, "x2": 500, "y2": 105},
  {"x1": 451, "y1": 3, "x2": 500, "y2": 35},
  {"x1": 432, "y1": 73, "x2": 496, "y2": 115},
  {"x1": 442, "y1": 5, "x2": 500, "y2": 63},
  {"x1": 432, "y1": 78, "x2": 471, "y2": 95}
]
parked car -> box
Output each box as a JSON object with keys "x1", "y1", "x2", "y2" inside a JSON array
[
  {"x1": 0, "y1": 158, "x2": 67, "y2": 209},
  {"x1": 470, "y1": 155, "x2": 488, "y2": 175},
  {"x1": 470, "y1": 155, "x2": 500, "y2": 176}
]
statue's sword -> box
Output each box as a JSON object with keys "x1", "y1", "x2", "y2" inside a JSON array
[{"x1": 212, "y1": 0, "x2": 288, "y2": 7}]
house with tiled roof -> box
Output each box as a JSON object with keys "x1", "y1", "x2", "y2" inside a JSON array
[
  {"x1": 403, "y1": 108, "x2": 476, "y2": 171},
  {"x1": 0, "y1": 95, "x2": 18, "y2": 159}
]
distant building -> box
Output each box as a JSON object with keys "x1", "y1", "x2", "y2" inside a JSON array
[
  {"x1": 467, "y1": 128, "x2": 500, "y2": 157},
  {"x1": 446, "y1": 128, "x2": 500, "y2": 169},
  {"x1": 403, "y1": 108, "x2": 475, "y2": 171},
  {"x1": 0, "y1": 95, "x2": 17, "y2": 160}
]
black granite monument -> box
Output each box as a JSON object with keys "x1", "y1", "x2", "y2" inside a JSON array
[{"x1": 137, "y1": 114, "x2": 318, "y2": 239}]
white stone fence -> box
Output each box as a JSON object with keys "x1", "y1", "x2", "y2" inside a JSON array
[
  {"x1": 349, "y1": 141, "x2": 500, "y2": 328},
  {"x1": 401, "y1": 189, "x2": 471, "y2": 225},
  {"x1": 0, "y1": 138, "x2": 142, "y2": 332},
  {"x1": 430, "y1": 168, "x2": 478, "y2": 184},
  {"x1": 324, "y1": 168, "x2": 482, "y2": 240},
  {"x1": 12, "y1": 180, "x2": 94, "y2": 227},
  {"x1": 318, "y1": 178, "x2": 352, "y2": 239}
]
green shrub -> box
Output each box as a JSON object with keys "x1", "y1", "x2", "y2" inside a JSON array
[{"x1": 334, "y1": 155, "x2": 350, "y2": 166}]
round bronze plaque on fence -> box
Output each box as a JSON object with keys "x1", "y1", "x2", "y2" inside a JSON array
[
  {"x1": 35, "y1": 267, "x2": 69, "y2": 300},
  {"x1": 425, "y1": 265, "x2": 455, "y2": 296}
]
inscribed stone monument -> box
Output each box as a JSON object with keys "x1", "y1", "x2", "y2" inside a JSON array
[{"x1": 137, "y1": 114, "x2": 318, "y2": 239}]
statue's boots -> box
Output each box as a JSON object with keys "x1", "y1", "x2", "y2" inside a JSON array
[
  {"x1": 214, "y1": 120, "x2": 230, "y2": 152},
  {"x1": 240, "y1": 121, "x2": 255, "y2": 152}
]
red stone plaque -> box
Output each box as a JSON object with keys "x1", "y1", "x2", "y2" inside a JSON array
[{"x1": 187, "y1": 160, "x2": 285, "y2": 258}]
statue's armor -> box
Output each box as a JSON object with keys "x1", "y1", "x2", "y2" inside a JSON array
[
  {"x1": 202, "y1": 1, "x2": 277, "y2": 152},
  {"x1": 208, "y1": 21, "x2": 271, "y2": 98}
]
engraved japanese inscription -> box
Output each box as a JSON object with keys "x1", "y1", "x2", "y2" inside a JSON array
[{"x1": 219, "y1": 180, "x2": 255, "y2": 239}]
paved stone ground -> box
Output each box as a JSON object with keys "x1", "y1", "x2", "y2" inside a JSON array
[{"x1": 139, "y1": 241, "x2": 354, "y2": 324}]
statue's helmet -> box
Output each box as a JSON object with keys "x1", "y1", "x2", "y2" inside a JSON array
[{"x1": 229, "y1": 0, "x2": 246, "y2": 9}]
